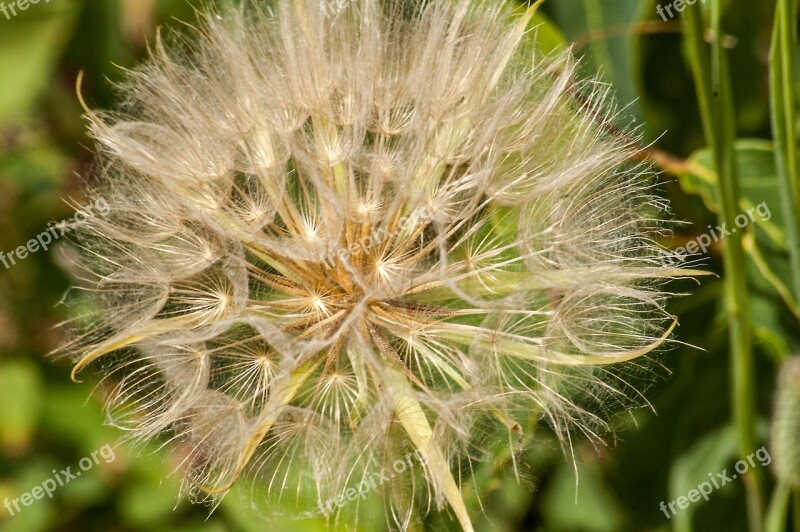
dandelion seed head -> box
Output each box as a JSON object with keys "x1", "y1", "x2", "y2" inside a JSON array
[{"x1": 62, "y1": 0, "x2": 688, "y2": 529}]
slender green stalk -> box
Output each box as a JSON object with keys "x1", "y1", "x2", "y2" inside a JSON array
[
  {"x1": 683, "y1": 4, "x2": 762, "y2": 531},
  {"x1": 769, "y1": 0, "x2": 800, "y2": 306},
  {"x1": 769, "y1": 1, "x2": 800, "y2": 530},
  {"x1": 794, "y1": 490, "x2": 800, "y2": 532},
  {"x1": 765, "y1": 482, "x2": 790, "y2": 532}
]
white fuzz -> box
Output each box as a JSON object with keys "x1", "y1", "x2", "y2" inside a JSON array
[{"x1": 62, "y1": 1, "x2": 686, "y2": 529}]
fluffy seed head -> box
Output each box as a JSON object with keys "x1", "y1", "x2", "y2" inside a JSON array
[{"x1": 62, "y1": 0, "x2": 684, "y2": 528}]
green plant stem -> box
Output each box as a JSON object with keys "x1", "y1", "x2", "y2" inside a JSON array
[
  {"x1": 769, "y1": 0, "x2": 800, "y2": 307},
  {"x1": 683, "y1": 4, "x2": 762, "y2": 531},
  {"x1": 768, "y1": 2, "x2": 800, "y2": 530},
  {"x1": 765, "y1": 482, "x2": 791, "y2": 532},
  {"x1": 794, "y1": 489, "x2": 800, "y2": 532}
]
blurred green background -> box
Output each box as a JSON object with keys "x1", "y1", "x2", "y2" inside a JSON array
[{"x1": 0, "y1": 0, "x2": 797, "y2": 531}]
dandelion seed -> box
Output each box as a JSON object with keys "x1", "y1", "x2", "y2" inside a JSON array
[{"x1": 61, "y1": 1, "x2": 692, "y2": 530}]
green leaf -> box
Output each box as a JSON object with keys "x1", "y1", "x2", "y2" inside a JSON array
[
  {"x1": 679, "y1": 140, "x2": 785, "y2": 235},
  {"x1": 118, "y1": 479, "x2": 181, "y2": 528},
  {"x1": 548, "y1": 0, "x2": 644, "y2": 119},
  {"x1": 678, "y1": 139, "x2": 800, "y2": 317},
  {"x1": 41, "y1": 385, "x2": 118, "y2": 454},
  {"x1": 0, "y1": 461, "x2": 58, "y2": 532},
  {"x1": 0, "y1": 359, "x2": 43, "y2": 455},
  {"x1": 668, "y1": 425, "x2": 739, "y2": 532},
  {"x1": 541, "y1": 458, "x2": 625, "y2": 532},
  {"x1": 524, "y1": 11, "x2": 567, "y2": 55},
  {"x1": 0, "y1": 0, "x2": 83, "y2": 122}
]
